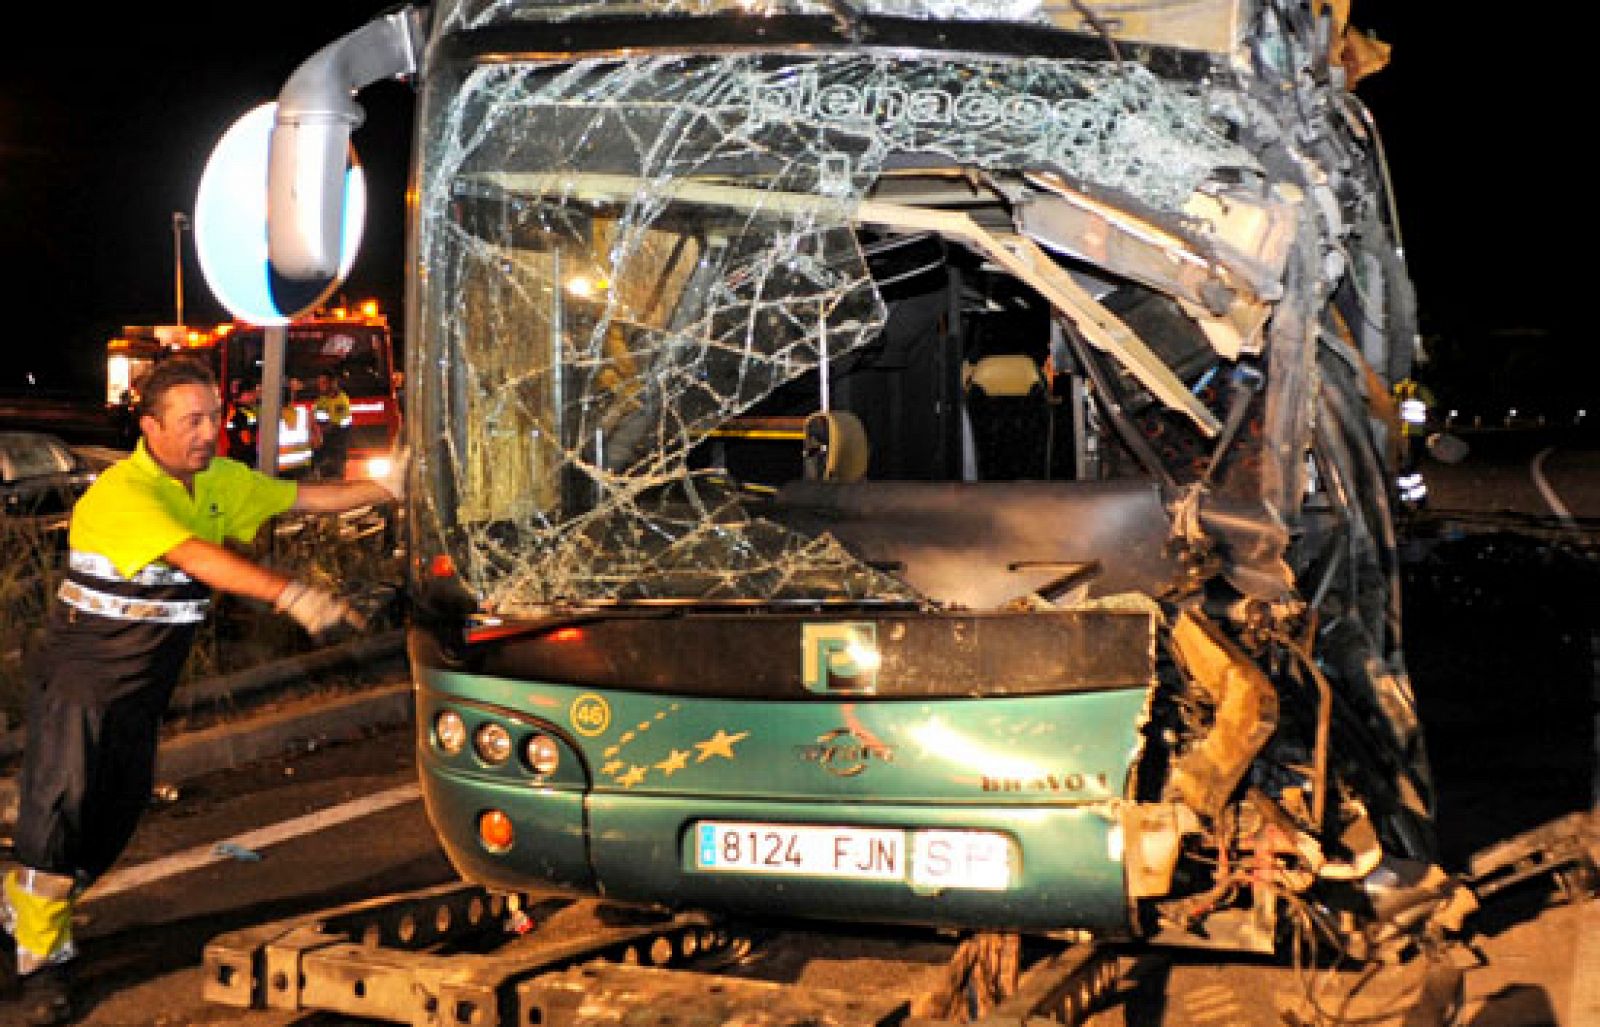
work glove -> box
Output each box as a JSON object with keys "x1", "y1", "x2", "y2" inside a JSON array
[
  {"x1": 374, "y1": 446, "x2": 411, "y2": 502},
  {"x1": 274, "y1": 580, "x2": 366, "y2": 639}
]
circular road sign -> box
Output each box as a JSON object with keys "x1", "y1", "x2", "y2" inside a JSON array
[{"x1": 194, "y1": 102, "x2": 365, "y2": 326}]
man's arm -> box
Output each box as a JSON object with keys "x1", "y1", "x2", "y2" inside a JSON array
[
  {"x1": 164, "y1": 538, "x2": 360, "y2": 636},
  {"x1": 288, "y1": 447, "x2": 408, "y2": 514},
  {"x1": 163, "y1": 537, "x2": 291, "y2": 603},
  {"x1": 291, "y1": 479, "x2": 396, "y2": 514}
]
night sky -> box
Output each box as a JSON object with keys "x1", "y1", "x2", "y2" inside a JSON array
[{"x1": 0, "y1": 5, "x2": 1569, "y2": 404}]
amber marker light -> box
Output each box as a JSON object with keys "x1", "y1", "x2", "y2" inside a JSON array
[{"x1": 479, "y1": 810, "x2": 514, "y2": 852}]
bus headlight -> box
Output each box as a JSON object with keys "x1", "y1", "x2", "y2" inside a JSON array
[
  {"x1": 435, "y1": 711, "x2": 467, "y2": 755},
  {"x1": 474, "y1": 722, "x2": 513, "y2": 765},
  {"x1": 523, "y1": 734, "x2": 561, "y2": 777},
  {"x1": 364, "y1": 456, "x2": 393, "y2": 479}
]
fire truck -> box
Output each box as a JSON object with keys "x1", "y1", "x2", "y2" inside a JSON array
[{"x1": 104, "y1": 302, "x2": 402, "y2": 478}]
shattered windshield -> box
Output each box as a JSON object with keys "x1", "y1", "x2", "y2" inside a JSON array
[
  {"x1": 440, "y1": 0, "x2": 1056, "y2": 26},
  {"x1": 434, "y1": 0, "x2": 1247, "y2": 53},
  {"x1": 412, "y1": 50, "x2": 1255, "y2": 613}
]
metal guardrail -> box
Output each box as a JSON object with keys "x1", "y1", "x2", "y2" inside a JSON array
[{"x1": 0, "y1": 630, "x2": 405, "y2": 764}]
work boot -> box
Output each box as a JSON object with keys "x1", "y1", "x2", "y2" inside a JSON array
[{"x1": 2, "y1": 870, "x2": 78, "y2": 1023}]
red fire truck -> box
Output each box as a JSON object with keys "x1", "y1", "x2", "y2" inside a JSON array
[{"x1": 105, "y1": 302, "x2": 402, "y2": 478}]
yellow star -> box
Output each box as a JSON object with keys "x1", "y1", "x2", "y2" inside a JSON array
[
  {"x1": 655, "y1": 749, "x2": 690, "y2": 776},
  {"x1": 694, "y1": 729, "x2": 750, "y2": 763},
  {"x1": 617, "y1": 765, "x2": 648, "y2": 789},
  {"x1": 602, "y1": 760, "x2": 624, "y2": 776}
]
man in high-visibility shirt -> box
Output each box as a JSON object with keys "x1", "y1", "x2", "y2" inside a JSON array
[
  {"x1": 0, "y1": 356, "x2": 405, "y2": 1024},
  {"x1": 312, "y1": 371, "x2": 353, "y2": 480}
]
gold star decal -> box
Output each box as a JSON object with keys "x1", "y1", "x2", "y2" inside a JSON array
[
  {"x1": 616, "y1": 765, "x2": 648, "y2": 789},
  {"x1": 695, "y1": 729, "x2": 750, "y2": 763},
  {"x1": 654, "y1": 749, "x2": 690, "y2": 776}
]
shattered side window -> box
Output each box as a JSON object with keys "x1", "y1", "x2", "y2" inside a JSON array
[{"x1": 413, "y1": 52, "x2": 1255, "y2": 613}]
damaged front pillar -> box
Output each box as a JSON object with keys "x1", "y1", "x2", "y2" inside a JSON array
[{"x1": 1167, "y1": 607, "x2": 1280, "y2": 820}]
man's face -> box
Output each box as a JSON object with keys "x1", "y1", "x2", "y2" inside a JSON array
[{"x1": 142, "y1": 383, "x2": 222, "y2": 480}]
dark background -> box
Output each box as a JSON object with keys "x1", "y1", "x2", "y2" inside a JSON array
[
  {"x1": 0, "y1": 4, "x2": 413, "y2": 396},
  {"x1": 0, "y1": 6, "x2": 1572, "y2": 409}
]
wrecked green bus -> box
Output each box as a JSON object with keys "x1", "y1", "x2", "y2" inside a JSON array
[{"x1": 262, "y1": 0, "x2": 1444, "y2": 957}]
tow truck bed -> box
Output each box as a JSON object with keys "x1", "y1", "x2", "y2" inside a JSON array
[{"x1": 203, "y1": 881, "x2": 1119, "y2": 1025}]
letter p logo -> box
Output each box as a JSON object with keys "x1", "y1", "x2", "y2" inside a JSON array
[{"x1": 802, "y1": 622, "x2": 880, "y2": 694}]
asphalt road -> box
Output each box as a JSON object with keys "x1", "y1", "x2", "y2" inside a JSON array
[{"x1": 1, "y1": 427, "x2": 1595, "y2": 1027}]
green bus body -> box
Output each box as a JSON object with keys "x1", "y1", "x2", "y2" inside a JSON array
[
  {"x1": 297, "y1": 0, "x2": 1448, "y2": 951},
  {"x1": 413, "y1": 605, "x2": 1157, "y2": 931}
]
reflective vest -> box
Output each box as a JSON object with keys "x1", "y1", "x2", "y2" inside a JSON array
[
  {"x1": 1393, "y1": 380, "x2": 1431, "y2": 436},
  {"x1": 278, "y1": 405, "x2": 317, "y2": 471},
  {"x1": 314, "y1": 390, "x2": 353, "y2": 429}
]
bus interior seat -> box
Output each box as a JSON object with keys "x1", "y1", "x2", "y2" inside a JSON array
[
  {"x1": 803, "y1": 410, "x2": 871, "y2": 482},
  {"x1": 963, "y1": 354, "x2": 1053, "y2": 480}
]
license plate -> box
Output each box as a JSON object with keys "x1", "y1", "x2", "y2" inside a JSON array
[{"x1": 694, "y1": 821, "x2": 1012, "y2": 890}]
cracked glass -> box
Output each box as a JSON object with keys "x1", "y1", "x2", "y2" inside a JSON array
[
  {"x1": 411, "y1": 49, "x2": 1255, "y2": 615},
  {"x1": 441, "y1": 0, "x2": 1059, "y2": 30}
]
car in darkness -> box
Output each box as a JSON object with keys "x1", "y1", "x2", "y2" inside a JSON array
[{"x1": 0, "y1": 430, "x2": 104, "y2": 528}]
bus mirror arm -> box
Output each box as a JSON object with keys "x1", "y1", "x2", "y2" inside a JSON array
[{"x1": 269, "y1": 6, "x2": 426, "y2": 281}]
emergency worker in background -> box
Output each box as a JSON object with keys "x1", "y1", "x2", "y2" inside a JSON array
[
  {"x1": 313, "y1": 371, "x2": 353, "y2": 480},
  {"x1": 0, "y1": 357, "x2": 406, "y2": 1024},
  {"x1": 278, "y1": 380, "x2": 321, "y2": 477},
  {"x1": 1392, "y1": 376, "x2": 1435, "y2": 506},
  {"x1": 226, "y1": 378, "x2": 260, "y2": 467}
]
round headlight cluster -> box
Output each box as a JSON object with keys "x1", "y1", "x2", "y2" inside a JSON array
[
  {"x1": 434, "y1": 710, "x2": 564, "y2": 780},
  {"x1": 434, "y1": 711, "x2": 467, "y2": 754},
  {"x1": 473, "y1": 722, "x2": 514, "y2": 765}
]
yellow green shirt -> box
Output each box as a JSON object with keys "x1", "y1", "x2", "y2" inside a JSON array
[
  {"x1": 314, "y1": 390, "x2": 353, "y2": 428},
  {"x1": 69, "y1": 440, "x2": 299, "y2": 579}
]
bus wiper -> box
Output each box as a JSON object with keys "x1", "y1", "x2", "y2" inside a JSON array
[
  {"x1": 465, "y1": 605, "x2": 685, "y2": 644},
  {"x1": 1005, "y1": 559, "x2": 1104, "y2": 605},
  {"x1": 465, "y1": 596, "x2": 926, "y2": 644}
]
